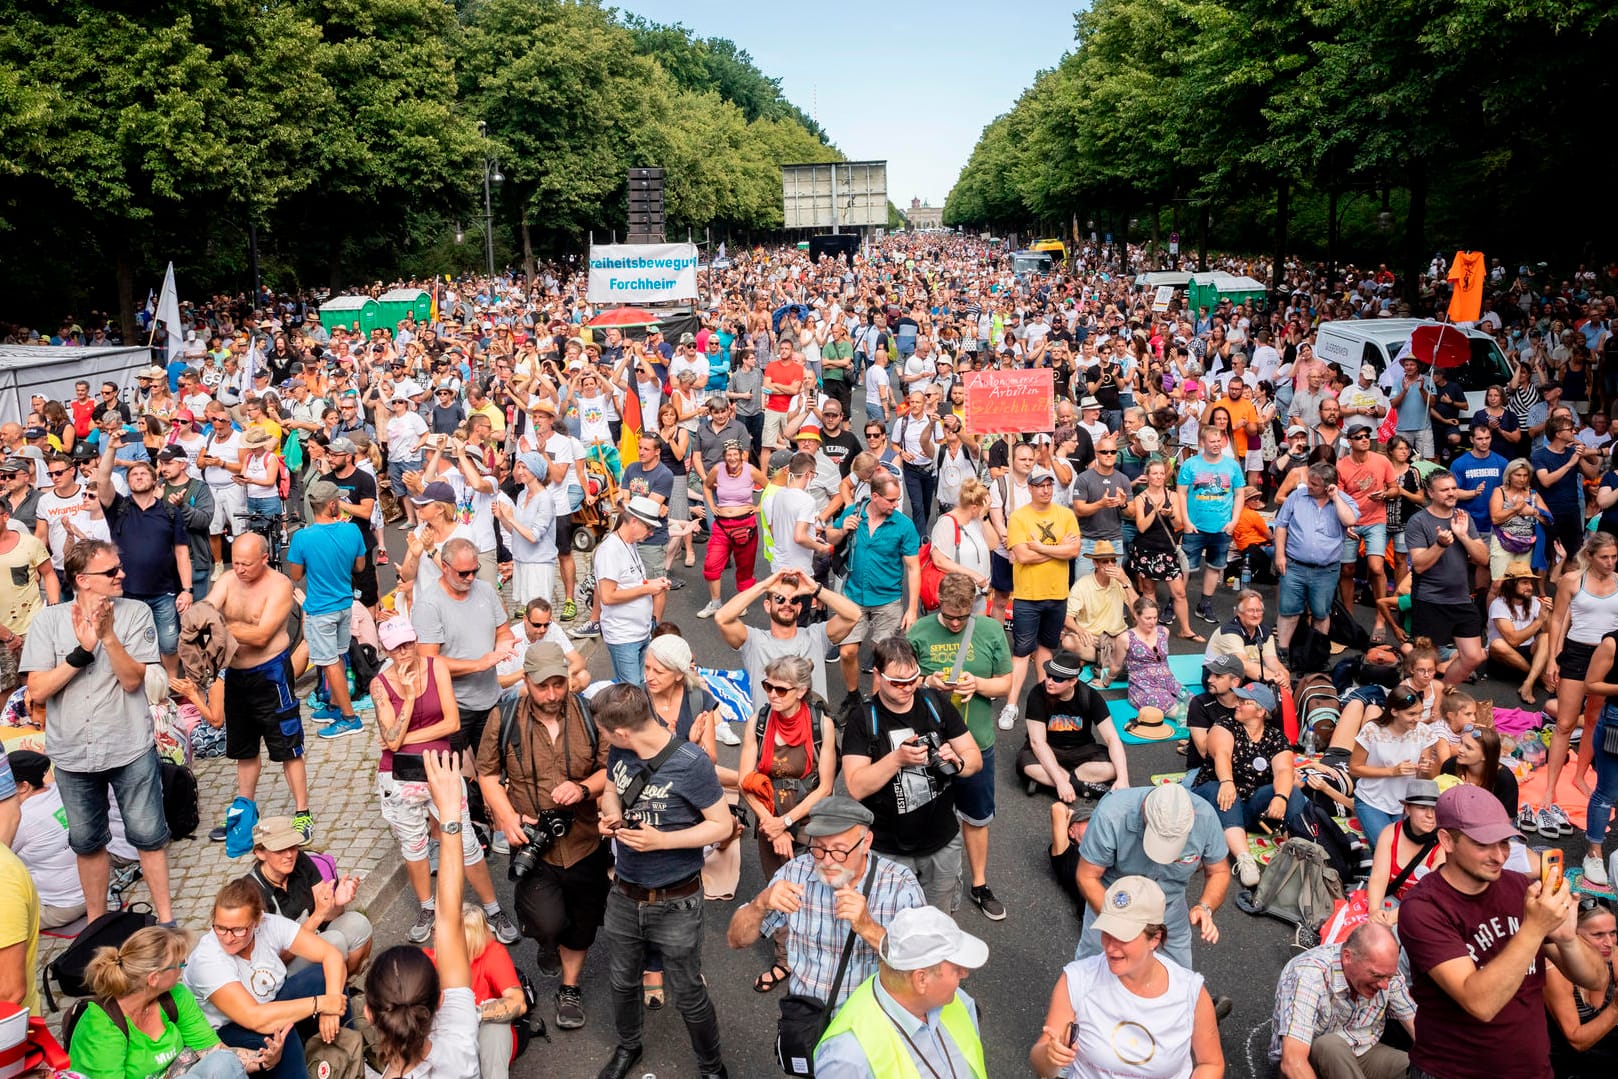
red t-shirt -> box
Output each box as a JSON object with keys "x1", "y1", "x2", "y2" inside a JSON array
[
  {"x1": 764, "y1": 359, "x2": 806, "y2": 412},
  {"x1": 425, "y1": 942, "x2": 521, "y2": 1060},
  {"x1": 1399, "y1": 869, "x2": 1549, "y2": 1079},
  {"x1": 1337, "y1": 452, "x2": 1396, "y2": 526}
]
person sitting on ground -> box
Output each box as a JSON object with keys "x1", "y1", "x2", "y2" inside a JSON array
[
  {"x1": 1270, "y1": 923, "x2": 1414, "y2": 1079},
  {"x1": 69, "y1": 925, "x2": 268, "y2": 1079},
  {"x1": 424, "y1": 905, "x2": 526, "y2": 1079},
  {"x1": 1030, "y1": 876, "x2": 1223, "y2": 1079},
  {"x1": 1122, "y1": 596, "x2": 1184, "y2": 716},
  {"x1": 1017, "y1": 650, "x2": 1129, "y2": 802},
  {"x1": 1486, "y1": 561, "x2": 1552, "y2": 704},
  {"x1": 1438, "y1": 724, "x2": 1519, "y2": 819},
  {"x1": 242, "y1": 816, "x2": 372, "y2": 977},
  {"x1": 1546, "y1": 900, "x2": 1618, "y2": 1079},
  {"x1": 6, "y1": 748, "x2": 90, "y2": 928},
  {"x1": 1204, "y1": 588, "x2": 1289, "y2": 687},
  {"x1": 1046, "y1": 800, "x2": 1095, "y2": 911},
  {"x1": 1364, "y1": 779, "x2": 1445, "y2": 926},
  {"x1": 1061, "y1": 540, "x2": 1135, "y2": 689},
  {"x1": 1347, "y1": 684, "x2": 1445, "y2": 846}
]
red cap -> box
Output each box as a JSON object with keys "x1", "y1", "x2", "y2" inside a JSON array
[{"x1": 1435, "y1": 785, "x2": 1524, "y2": 844}]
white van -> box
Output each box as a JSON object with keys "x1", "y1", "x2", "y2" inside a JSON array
[{"x1": 1314, "y1": 318, "x2": 1515, "y2": 411}]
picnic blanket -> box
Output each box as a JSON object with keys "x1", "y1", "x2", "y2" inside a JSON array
[
  {"x1": 1109, "y1": 651, "x2": 1207, "y2": 690},
  {"x1": 1107, "y1": 697, "x2": 1190, "y2": 745}
]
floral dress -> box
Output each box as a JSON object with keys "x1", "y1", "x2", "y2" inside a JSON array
[{"x1": 1124, "y1": 626, "x2": 1182, "y2": 711}]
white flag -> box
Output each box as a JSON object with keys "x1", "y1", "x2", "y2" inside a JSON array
[{"x1": 157, "y1": 262, "x2": 184, "y2": 364}]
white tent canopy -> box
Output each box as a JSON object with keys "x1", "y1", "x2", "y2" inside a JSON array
[{"x1": 0, "y1": 345, "x2": 153, "y2": 424}]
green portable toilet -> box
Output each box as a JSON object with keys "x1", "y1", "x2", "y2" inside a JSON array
[
  {"x1": 377, "y1": 288, "x2": 432, "y2": 331},
  {"x1": 318, "y1": 295, "x2": 381, "y2": 336}
]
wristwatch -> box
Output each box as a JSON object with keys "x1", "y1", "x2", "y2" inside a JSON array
[
  {"x1": 440, "y1": 821, "x2": 463, "y2": 835},
  {"x1": 1195, "y1": 902, "x2": 1215, "y2": 918}
]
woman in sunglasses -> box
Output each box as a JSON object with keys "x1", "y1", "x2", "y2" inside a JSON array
[
  {"x1": 1347, "y1": 685, "x2": 1444, "y2": 845},
  {"x1": 1546, "y1": 900, "x2": 1618, "y2": 1078},
  {"x1": 182, "y1": 879, "x2": 348, "y2": 1079},
  {"x1": 736, "y1": 655, "x2": 837, "y2": 992},
  {"x1": 1364, "y1": 779, "x2": 1444, "y2": 926}
]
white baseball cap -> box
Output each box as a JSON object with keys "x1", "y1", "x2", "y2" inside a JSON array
[
  {"x1": 879, "y1": 906, "x2": 989, "y2": 972},
  {"x1": 1142, "y1": 783, "x2": 1196, "y2": 864}
]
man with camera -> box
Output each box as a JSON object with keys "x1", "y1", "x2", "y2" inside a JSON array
[
  {"x1": 594, "y1": 682, "x2": 735, "y2": 1079},
  {"x1": 476, "y1": 641, "x2": 610, "y2": 1034},
  {"x1": 841, "y1": 637, "x2": 983, "y2": 914}
]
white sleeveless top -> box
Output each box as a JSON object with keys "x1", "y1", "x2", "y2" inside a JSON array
[
  {"x1": 242, "y1": 451, "x2": 276, "y2": 499},
  {"x1": 1060, "y1": 953, "x2": 1202, "y2": 1079}
]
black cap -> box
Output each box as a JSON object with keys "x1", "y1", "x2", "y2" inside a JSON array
[
  {"x1": 7, "y1": 749, "x2": 48, "y2": 788},
  {"x1": 157, "y1": 445, "x2": 188, "y2": 462}
]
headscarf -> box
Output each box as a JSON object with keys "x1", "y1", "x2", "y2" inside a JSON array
[{"x1": 517, "y1": 451, "x2": 548, "y2": 483}]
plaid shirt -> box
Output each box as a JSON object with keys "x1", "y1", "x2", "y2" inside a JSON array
[
  {"x1": 758, "y1": 852, "x2": 924, "y2": 1008},
  {"x1": 1270, "y1": 943, "x2": 1415, "y2": 1061}
]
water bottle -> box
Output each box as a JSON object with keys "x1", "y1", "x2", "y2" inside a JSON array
[{"x1": 1301, "y1": 726, "x2": 1319, "y2": 756}]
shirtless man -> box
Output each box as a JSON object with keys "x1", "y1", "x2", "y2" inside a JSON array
[{"x1": 202, "y1": 533, "x2": 308, "y2": 844}]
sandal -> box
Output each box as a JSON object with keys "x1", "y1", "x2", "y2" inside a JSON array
[
  {"x1": 642, "y1": 976, "x2": 665, "y2": 1009},
  {"x1": 1175, "y1": 631, "x2": 1207, "y2": 643},
  {"x1": 753, "y1": 963, "x2": 791, "y2": 993}
]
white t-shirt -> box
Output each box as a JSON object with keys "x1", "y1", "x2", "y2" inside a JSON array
[
  {"x1": 363, "y1": 987, "x2": 478, "y2": 1079},
  {"x1": 387, "y1": 410, "x2": 429, "y2": 460},
  {"x1": 766, "y1": 485, "x2": 818, "y2": 574},
  {"x1": 593, "y1": 532, "x2": 652, "y2": 646},
  {"x1": 495, "y1": 619, "x2": 577, "y2": 681},
  {"x1": 544, "y1": 432, "x2": 580, "y2": 515},
  {"x1": 988, "y1": 474, "x2": 1031, "y2": 555},
  {"x1": 931, "y1": 514, "x2": 991, "y2": 581},
  {"x1": 185, "y1": 911, "x2": 301, "y2": 1028},
  {"x1": 865, "y1": 364, "x2": 891, "y2": 409},
  {"x1": 442, "y1": 469, "x2": 497, "y2": 553},
  {"x1": 13, "y1": 785, "x2": 84, "y2": 907},
  {"x1": 410, "y1": 522, "x2": 475, "y2": 590},
  {"x1": 36, "y1": 485, "x2": 93, "y2": 568},
  {"x1": 1486, "y1": 595, "x2": 1542, "y2": 647},
  {"x1": 1060, "y1": 953, "x2": 1202, "y2": 1079},
  {"x1": 202, "y1": 430, "x2": 243, "y2": 489}
]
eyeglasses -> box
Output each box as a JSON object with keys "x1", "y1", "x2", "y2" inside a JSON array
[
  {"x1": 762, "y1": 680, "x2": 800, "y2": 696},
  {"x1": 880, "y1": 671, "x2": 921, "y2": 688},
  {"x1": 158, "y1": 960, "x2": 188, "y2": 973},
  {"x1": 211, "y1": 924, "x2": 252, "y2": 940},
  {"x1": 808, "y1": 835, "x2": 867, "y2": 863},
  {"x1": 938, "y1": 610, "x2": 972, "y2": 624}
]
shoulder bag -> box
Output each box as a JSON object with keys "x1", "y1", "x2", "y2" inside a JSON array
[{"x1": 774, "y1": 856, "x2": 879, "y2": 1076}]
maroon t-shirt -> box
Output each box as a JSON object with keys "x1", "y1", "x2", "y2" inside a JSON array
[{"x1": 1399, "y1": 868, "x2": 1548, "y2": 1079}]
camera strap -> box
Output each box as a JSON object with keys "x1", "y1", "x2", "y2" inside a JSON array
[
  {"x1": 948, "y1": 617, "x2": 975, "y2": 683},
  {"x1": 618, "y1": 735, "x2": 686, "y2": 818}
]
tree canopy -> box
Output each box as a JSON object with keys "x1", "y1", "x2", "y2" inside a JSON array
[{"x1": 0, "y1": 0, "x2": 837, "y2": 333}]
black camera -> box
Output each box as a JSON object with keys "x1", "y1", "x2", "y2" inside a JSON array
[
  {"x1": 926, "y1": 744, "x2": 960, "y2": 780},
  {"x1": 508, "y1": 809, "x2": 574, "y2": 881}
]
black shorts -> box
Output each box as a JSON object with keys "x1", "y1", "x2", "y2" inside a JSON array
[
  {"x1": 990, "y1": 552, "x2": 1013, "y2": 594},
  {"x1": 1016, "y1": 740, "x2": 1110, "y2": 777},
  {"x1": 1410, "y1": 600, "x2": 1483, "y2": 647},
  {"x1": 1558, "y1": 638, "x2": 1599, "y2": 681},
  {"x1": 355, "y1": 550, "x2": 379, "y2": 608},
  {"x1": 513, "y1": 841, "x2": 613, "y2": 953},
  {"x1": 224, "y1": 651, "x2": 304, "y2": 763},
  {"x1": 555, "y1": 513, "x2": 577, "y2": 553}
]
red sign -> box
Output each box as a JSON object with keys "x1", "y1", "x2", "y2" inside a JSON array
[{"x1": 962, "y1": 368, "x2": 1055, "y2": 435}]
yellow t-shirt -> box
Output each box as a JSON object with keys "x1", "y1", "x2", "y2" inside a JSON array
[
  {"x1": 1005, "y1": 502, "x2": 1081, "y2": 601},
  {"x1": 470, "y1": 400, "x2": 507, "y2": 436},
  {"x1": 0, "y1": 532, "x2": 49, "y2": 636},
  {"x1": 1067, "y1": 574, "x2": 1128, "y2": 636},
  {"x1": 0, "y1": 845, "x2": 40, "y2": 1017}
]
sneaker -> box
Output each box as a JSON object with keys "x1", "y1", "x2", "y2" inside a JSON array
[
  {"x1": 1516, "y1": 803, "x2": 1539, "y2": 836},
  {"x1": 1545, "y1": 804, "x2": 1575, "y2": 836},
  {"x1": 1584, "y1": 853, "x2": 1611, "y2": 888},
  {"x1": 997, "y1": 704, "x2": 1018, "y2": 732},
  {"x1": 554, "y1": 985, "x2": 586, "y2": 1030},
  {"x1": 490, "y1": 832, "x2": 510, "y2": 856},
  {"x1": 1073, "y1": 780, "x2": 1113, "y2": 801},
  {"x1": 209, "y1": 824, "x2": 227, "y2": 842},
  {"x1": 310, "y1": 703, "x2": 343, "y2": 721},
  {"x1": 374, "y1": 549, "x2": 390, "y2": 566},
  {"x1": 1536, "y1": 807, "x2": 1561, "y2": 838},
  {"x1": 291, "y1": 811, "x2": 314, "y2": 847},
  {"x1": 560, "y1": 599, "x2": 578, "y2": 621},
  {"x1": 714, "y1": 722, "x2": 741, "y2": 747},
  {"x1": 569, "y1": 619, "x2": 602, "y2": 639},
  {"x1": 667, "y1": 575, "x2": 686, "y2": 590},
  {"x1": 697, "y1": 599, "x2": 723, "y2": 619},
  {"x1": 536, "y1": 946, "x2": 562, "y2": 979},
  {"x1": 1235, "y1": 853, "x2": 1262, "y2": 888},
  {"x1": 970, "y1": 884, "x2": 1007, "y2": 921},
  {"x1": 317, "y1": 716, "x2": 364, "y2": 739},
  {"x1": 488, "y1": 910, "x2": 520, "y2": 945},
  {"x1": 1196, "y1": 601, "x2": 1218, "y2": 625},
  {"x1": 406, "y1": 907, "x2": 435, "y2": 944}
]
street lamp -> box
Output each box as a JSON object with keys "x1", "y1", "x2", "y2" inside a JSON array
[{"x1": 477, "y1": 121, "x2": 502, "y2": 280}]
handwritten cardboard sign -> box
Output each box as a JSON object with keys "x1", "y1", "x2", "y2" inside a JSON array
[{"x1": 963, "y1": 368, "x2": 1055, "y2": 435}]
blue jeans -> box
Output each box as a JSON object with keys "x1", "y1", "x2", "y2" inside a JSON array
[
  {"x1": 135, "y1": 592, "x2": 180, "y2": 654},
  {"x1": 216, "y1": 963, "x2": 327, "y2": 1079},
  {"x1": 1587, "y1": 704, "x2": 1618, "y2": 845},
  {"x1": 605, "y1": 638, "x2": 648, "y2": 685},
  {"x1": 247, "y1": 495, "x2": 282, "y2": 518},
  {"x1": 387, "y1": 457, "x2": 422, "y2": 497},
  {"x1": 184, "y1": 1051, "x2": 249, "y2": 1079},
  {"x1": 1354, "y1": 799, "x2": 1400, "y2": 847},
  {"x1": 603, "y1": 887, "x2": 723, "y2": 1071},
  {"x1": 56, "y1": 748, "x2": 169, "y2": 854},
  {"x1": 1194, "y1": 779, "x2": 1309, "y2": 836},
  {"x1": 1182, "y1": 530, "x2": 1230, "y2": 572},
  {"x1": 1279, "y1": 559, "x2": 1338, "y2": 619}
]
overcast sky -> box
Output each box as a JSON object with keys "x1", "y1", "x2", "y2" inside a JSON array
[{"x1": 619, "y1": 0, "x2": 1080, "y2": 208}]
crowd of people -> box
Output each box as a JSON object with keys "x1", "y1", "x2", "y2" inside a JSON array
[{"x1": 1, "y1": 233, "x2": 1617, "y2": 1079}]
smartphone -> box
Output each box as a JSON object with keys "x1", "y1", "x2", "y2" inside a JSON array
[
  {"x1": 1062, "y1": 1021, "x2": 1079, "y2": 1047},
  {"x1": 1542, "y1": 849, "x2": 1564, "y2": 894}
]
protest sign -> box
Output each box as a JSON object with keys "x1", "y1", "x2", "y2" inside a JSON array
[
  {"x1": 587, "y1": 243, "x2": 700, "y2": 303},
  {"x1": 963, "y1": 368, "x2": 1055, "y2": 435},
  {"x1": 1151, "y1": 285, "x2": 1174, "y2": 312}
]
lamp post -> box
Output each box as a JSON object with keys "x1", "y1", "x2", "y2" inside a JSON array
[{"x1": 477, "y1": 121, "x2": 503, "y2": 280}]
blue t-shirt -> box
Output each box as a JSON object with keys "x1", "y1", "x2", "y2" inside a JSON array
[
  {"x1": 285, "y1": 520, "x2": 365, "y2": 615},
  {"x1": 1452, "y1": 451, "x2": 1509, "y2": 532},
  {"x1": 1532, "y1": 445, "x2": 1584, "y2": 515},
  {"x1": 607, "y1": 739, "x2": 723, "y2": 888},
  {"x1": 1175, "y1": 454, "x2": 1246, "y2": 534}
]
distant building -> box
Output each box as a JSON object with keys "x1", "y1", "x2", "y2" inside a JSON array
[{"x1": 905, "y1": 197, "x2": 943, "y2": 230}]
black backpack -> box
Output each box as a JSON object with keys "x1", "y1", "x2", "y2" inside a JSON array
[
  {"x1": 160, "y1": 761, "x2": 200, "y2": 840},
  {"x1": 1290, "y1": 799, "x2": 1365, "y2": 888},
  {"x1": 61, "y1": 990, "x2": 178, "y2": 1050},
  {"x1": 44, "y1": 904, "x2": 156, "y2": 1011}
]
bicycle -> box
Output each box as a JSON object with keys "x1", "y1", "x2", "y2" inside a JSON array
[{"x1": 239, "y1": 512, "x2": 287, "y2": 572}]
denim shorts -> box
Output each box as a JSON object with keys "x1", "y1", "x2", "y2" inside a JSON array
[
  {"x1": 304, "y1": 608, "x2": 352, "y2": 667},
  {"x1": 1342, "y1": 523, "x2": 1388, "y2": 563},
  {"x1": 1278, "y1": 560, "x2": 1338, "y2": 619},
  {"x1": 136, "y1": 593, "x2": 180, "y2": 655},
  {"x1": 1012, "y1": 598, "x2": 1066, "y2": 657},
  {"x1": 55, "y1": 747, "x2": 170, "y2": 854},
  {"x1": 1182, "y1": 530, "x2": 1230, "y2": 570},
  {"x1": 952, "y1": 743, "x2": 996, "y2": 826}
]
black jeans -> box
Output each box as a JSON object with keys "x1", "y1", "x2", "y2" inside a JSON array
[
  {"x1": 514, "y1": 841, "x2": 612, "y2": 954},
  {"x1": 603, "y1": 885, "x2": 723, "y2": 1072},
  {"x1": 902, "y1": 462, "x2": 937, "y2": 533}
]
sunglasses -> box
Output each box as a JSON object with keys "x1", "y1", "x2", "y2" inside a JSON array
[
  {"x1": 48, "y1": 468, "x2": 72, "y2": 478},
  {"x1": 1349, "y1": 431, "x2": 1372, "y2": 439},
  {"x1": 880, "y1": 671, "x2": 921, "y2": 688},
  {"x1": 762, "y1": 680, "x2": 800, "y2": 696},
  {"x1": 768, "y1": 593, "x2": 802, "y2": 606},
  {"x1": 79, "y1": 564, "x2": 124, "y2": 578},
  {"x1": 527, "y1": 619, "x2": 551, "y2": 630},
  {"x1": 445, "y1": 565, "x2": 478, "y2": 579}
]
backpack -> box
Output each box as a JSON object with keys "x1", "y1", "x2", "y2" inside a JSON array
[
  {"x1": 1234, "y1": 837, "x2": 1344, "y2": 945},
  {"x1": 497, "y1": 692, "x2": 597, "y2": 782},
  {"x1": 223, "y1": 795, "x2": 259, "y2": 858},
  {"x1": 60, "y1": 990, "x2": 179, "y2": 1050},
  {"x1": 1293, "y1": 673, "x2": 1341, "y2": 740},
  {"x1": 43, "y1": 904, "x2": 157, "y2": 1011},
  {"x1": 1287, "y1": 620, "x2": 1331, "y2": 675},
  {"x1": 159, "y1": 761, "x2": 199, "y2": 840},
  {"x1": 1291, "y1": 800, "x2": 1365, "y2": 887},
  {"x1": 1328, "y1": 597, "x2": 1371, "y2": 652}
]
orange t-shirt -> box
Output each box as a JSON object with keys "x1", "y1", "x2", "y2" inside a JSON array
[
  {"x1": 764, "y1": 359, "x2": 806, "y2": 412},
  {"x1": 1447, "y1": 251, "x2": 1485, "y2": 323},
  {"x1": 1210, "y1": 396, "x2": 1261, "y2": 457},
  {"x1": 1337, "y1": 452, "x2": 1396, "y2": 526},
  {"x1": 1233, "y1": 507, "x2": 1270, "y2": 551}
]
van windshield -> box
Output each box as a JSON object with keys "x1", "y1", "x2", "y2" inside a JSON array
[
  {"x1": 1452, "y1": 338, "x2": 1512, "y2": 392},
  {"x1": 1013, "y1": 254, "x2": 1053, "y2": 275}
]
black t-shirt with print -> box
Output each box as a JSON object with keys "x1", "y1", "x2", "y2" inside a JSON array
[
  {"x1": 1024, "y1": 681, "x2": 1110, "y2": 753},
  {"x1": 840, "y1": 689, "x2": 969, "y2": 857}
]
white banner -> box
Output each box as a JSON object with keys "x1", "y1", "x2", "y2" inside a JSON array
[{"x1": 587, "y1": 243, "x2": 699, "y2": 303}]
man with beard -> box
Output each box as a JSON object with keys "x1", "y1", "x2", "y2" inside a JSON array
[
  {"x1": 725, "y1": 796, "x2": 924, "y2": 1021},
  {"x1": 156, "y1": 445, "x2": 214, "y2": 597},
  {"x1": 95, "y1": 433, "x2": 192, "y2": 675},
  {"x1": 715, "y1": 568, "x2": 862, "y2": 713},
  {"x1": 477, "y1": 642, "x2": 610, "y2": 1032}
]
